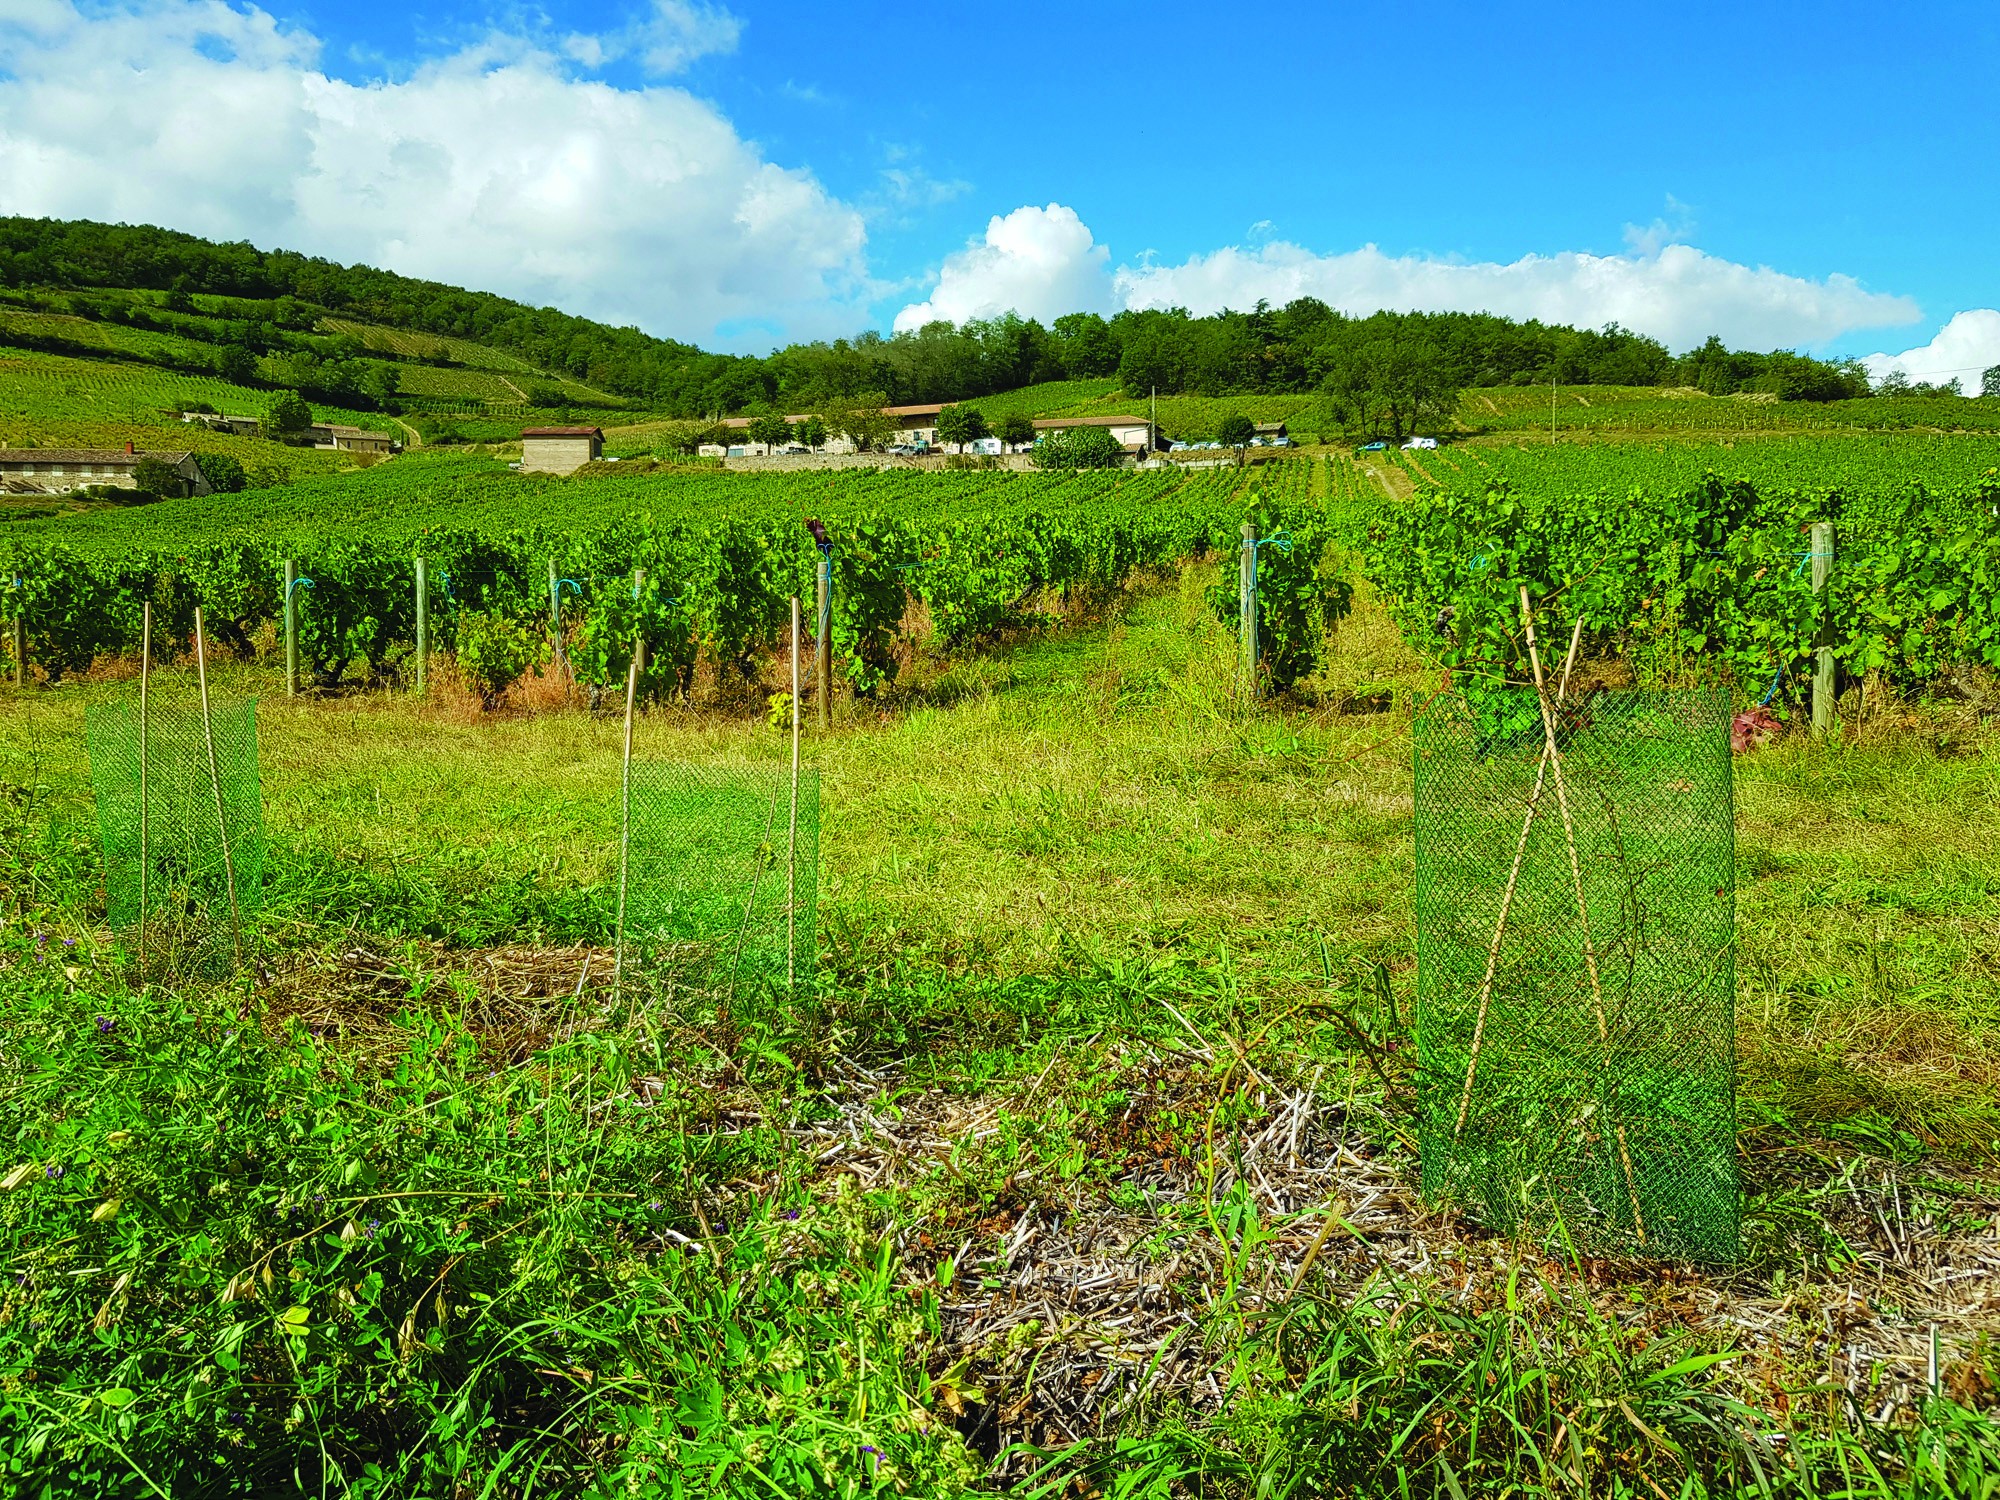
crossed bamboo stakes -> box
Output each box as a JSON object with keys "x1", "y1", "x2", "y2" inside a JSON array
[{"x1": 1450, "y1": 586, "x2": 1647, "y2": 1245}]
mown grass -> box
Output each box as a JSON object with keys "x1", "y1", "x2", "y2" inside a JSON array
[{"x1": 1, "y1": 568, "x2": 1996, "y2": 1497}]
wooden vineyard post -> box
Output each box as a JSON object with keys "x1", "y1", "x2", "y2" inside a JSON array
[
  {"x1": 192, "y1": 607, "x2": 244, "y2": 970},
  {"x1": 1811, "y1": 521, "x2": 1836, "y2": 737},
  {"x1": 632, "y1": 569, "x2": 648, "y2": 679},
  {"x1": 414, "y1": 556, "x2": 428, "y2": 697},
  {"x1": 283, "y1": 558, "x2": 299, "y2": 698},
  {"x1": 1238, "y1": 520, "x2": 1258, "y2": 701},
  {"x1": 816, "y1": 549, "x2": 833, "y2": 730}
]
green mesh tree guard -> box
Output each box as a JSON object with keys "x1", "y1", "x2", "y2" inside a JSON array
[
  {"x1": 1413, "y1": 688, "x2": 1738, "y2": 1261},
  {"x1": 621, "y1": 763, "x2": 819, "y2": 990},
  {"x1": 85, "y1": 699, "x2": 265, "y2": 977}
]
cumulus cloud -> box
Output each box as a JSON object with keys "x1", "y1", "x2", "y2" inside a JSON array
[
  {"x1": 1859, "y1": 310, "x2": 2000, "y2": 393},
  {"x1": 897, "y1": 203, "x2": 1922, "y2": 354},
  {"x1": 0, "y1": 0, "x2": 865, "y2": 346},
  {"x1": 894, "y1": 204, "x2": 1110, "y2": 331}
]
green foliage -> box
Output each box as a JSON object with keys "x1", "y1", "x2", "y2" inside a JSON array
[
  {"x1": 793, "y1": 415, "x2": 828, "y2": 451},
  {"x1": 996, "y1": 411, "x2": 1036, "y2": 448},
  {"x1": 934, "y1": 403, "x2": 987, "y2": 450},
  {"x1": 191, "y1": 452, "x2": 246, "y2": 494},
  {"x1": 293, "y1": 542, "x2": 417, "y2": 689},
  {"x1": 128, "y1": 457, "x2": 184, "y2": 500},
  {"x1": 454, "y1": 609, "x2": 545, "y2": 710},
  {"x1": 1207, "y1": 481, "x2": 1354, "y2": 692},
  {"x1": 745, "y1": 414, "x2": 793, "y2": 449},
  {"x1": 1217, "y1": 413, "x2": 1256, "y2": 448},
  {"x1": 1031, "y1": 424, "x2": 1123, "y2": 469},
  {"x1": 1352, "y1": 443, "x2": 2000, "y2": 705},
  {"x1": 15, "y1": 548, "x2": 121, "y2": 683},
  {"x1": 264, "y1": 389, "x2": 311, "y2": 438}
]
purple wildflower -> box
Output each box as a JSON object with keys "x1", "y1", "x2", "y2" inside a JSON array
[
  {"x1": 785, "y1": 1209, "x2": 800, "y2": 1220},
  {"x1": 96, "y1": 1015, "x2": 116, "y2": 1034},
  {"x1": 62, "y1": 938, "x2": 76, "y2": 949},
  {"x1": 43, "y1": 1165, "x2": 63, "y2": 1180}
]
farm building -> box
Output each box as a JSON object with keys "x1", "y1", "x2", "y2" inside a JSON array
[
  {"x1": 181, "y1": 412, "x2": 261, "y2": 437},
  {"x1": 520, "y1": 426, "x2": 604, "y2": 474},
  {"x1": 304, "y1": 424, "x2": 396, "y2": 454},
  {"x1": 1032, "y1": 415, "x2": 1158, "y2": 454},
  {"x1": 0, "y1": 445, "x2": 211, "y2": 496},
  {"x1": 1253, "y1": 421, "x2": 1287, "y2": 440}
]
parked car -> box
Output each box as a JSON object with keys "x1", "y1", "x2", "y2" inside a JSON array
[
  {"x1": 1402, "y1": 436, "x2": 1438, "y2": 450},
  {"x1": 886, "y1": 443, "x2": 921, "y2": 456},
  {"x1": 780, "y1": 444, "x2": 810, "y2": 455},
  {"x1": 1357, "y1": 440, "x2": 1388, "y2": 453}
]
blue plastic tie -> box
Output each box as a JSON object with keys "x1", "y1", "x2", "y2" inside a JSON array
[
  {"x1": 558, "y1": 578, "x2": 583, "y2": 599},
  {"x1": 1792, "y1": 550, "x2": 1832, "y2": 577},
  {"x1": 1251, "y1": 532, "x2": 1294, "y2": 556},
  {"x1": 1758, "y1": 664, "x2": 1786, "y2": 707},
  {"x1": 287, "y1": 577, "x2": 315, "y2": 601}
]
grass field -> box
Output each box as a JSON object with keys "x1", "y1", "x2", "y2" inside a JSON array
[{"x1": 1, "y1": 551, "x2": 1996, "y2": 1496}]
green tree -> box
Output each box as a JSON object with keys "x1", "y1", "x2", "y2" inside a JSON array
[
  {"x1": 265, "y1": 390, "x2": 313, "y2": 440},
  {"x1": 1876, "y1": 368, "x2": 1911, "y2": 396},
  {"x1": 827, "y1": 392, "x2": 895, "y2": 453},
  {"x1": 361, "y1": 363, "x2": 402, "y2": 407},
  {"x1": 1218, "y1": 413, "x2": 1256, "y2": 449},
  {"x1": 1983, "y1": 364, "x2": 2000, "y2": 399},
  {"x1": 746, "y1": 414, "x2": 794, "y2": 450},
  {"x1": 162, "y1": 275, "x2": 195, "y2": 314},
  {"x1": 192, "y1": 452, "x2": 247, "y2": 494},
  {"x1": 1030, "y1": 424, "x2": 1122, "y2": 469},
  {"x1": 795, "y1": 415, "x2": 829, "y2": 451},
  {"x1": 216, "y1": 344, "x2": 258, "y2": 385},
  {"x1": 935, "y1": 403, "x2": 988, "y2": 452},
  {"x1": 130, "y1": 457, "x2": 186, "y2": 499},
  {"x1": 996, "y1": 411, "x2": 1036, "y2": 450}
]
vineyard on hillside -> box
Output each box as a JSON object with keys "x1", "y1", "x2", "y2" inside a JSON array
[{"x1": 1, "y1": 458, "x2": 1281, "y2": 694}]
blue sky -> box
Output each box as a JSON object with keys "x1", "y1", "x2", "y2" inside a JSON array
[{"x1": 2, "y1": 0, "x2": 1997, "y2": 381}]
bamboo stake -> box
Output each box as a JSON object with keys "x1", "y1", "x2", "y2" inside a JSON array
[
  {"x1": 787, "y1": 595, "x2": 801, "y2": 992},
  {"x1": 613, "y1": 654, "x2": 639, "y2": 1000},
  {"x1": 138, "y1": 602, "x2": 151, "y2": 972},
  {"x1": 1520, "y1": 587, "x2": 1645, "y2": 1244},
  {"x1": 192, "y1": 608, "x2": 244, "y2": 971},
  {"x1": 1452, "y1": 615, "x2": 1583, "y2": 1138}
]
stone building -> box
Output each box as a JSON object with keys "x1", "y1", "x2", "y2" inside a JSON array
[
  {"x1": 520, "y1": 425, "x2": 604, "y2": 474},
  {"x1": 0, "y1": 444, "x2": 211, "y2": 496}
]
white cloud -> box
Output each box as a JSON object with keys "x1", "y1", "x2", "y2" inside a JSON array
[
  {"x1": 1115, "y1": 241, "x2": 1919, "y2": 353},
  {"x1": 894, "y1": 204, "x2": 1110, "y2": 331},
  {"x1": 1859, "y1": 310, "x2": 2000, "y2": 393},
  {"x1": 629, "y1": 0, "x2": 742, "y2": 75},
  {"x1": 896, "y1": 202, "x2": 1923, "y2": 354},
  {"x1": 0, "y1": 1, "x2": 863, "y2": 347}
]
